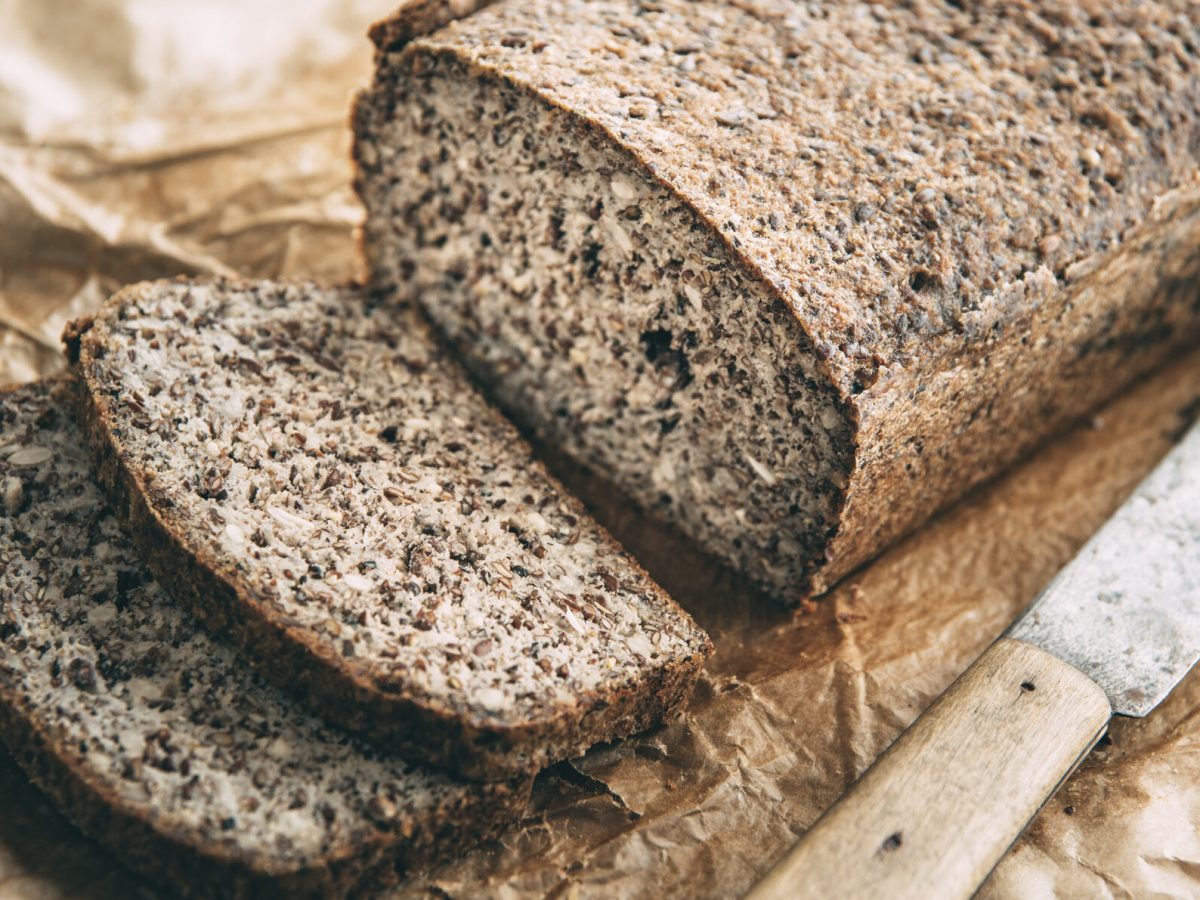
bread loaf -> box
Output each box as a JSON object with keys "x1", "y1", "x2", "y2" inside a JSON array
[
  {"x1": 67, "y1": 279, "x2": 711, "y2": 780},
  {"x1": 0, "y1": 379, "x2": 527, "y2": 899},
  {"x1": 355, "y1": 0, "x2": 1200, "y2": 599}
]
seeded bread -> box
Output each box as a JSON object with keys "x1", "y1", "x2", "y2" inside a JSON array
[
  {"x1": 0, "y1": 378, "x2": 528, "y2": 899},
  {"x1": 67, "y1": 279, "x2": 712, "y2": 781},
  {"x1": 355, "y1": 0, "x2": 1200, "y2": 600}
]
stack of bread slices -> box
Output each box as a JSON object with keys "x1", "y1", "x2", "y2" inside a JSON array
[{"x1": 0, "y1": 278, "x2": 711, "y2": 898}]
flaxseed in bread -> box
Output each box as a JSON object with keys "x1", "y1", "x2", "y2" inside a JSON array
[
  {"x1": 68, "y1": 279, "x2": 712, "y2": 781},
  {"x1": 0, "y1": 378, "x2": 528, "y2": 899},
  {"x1": 355, "y1": 0, "x2": 1200, "y2": 600}
]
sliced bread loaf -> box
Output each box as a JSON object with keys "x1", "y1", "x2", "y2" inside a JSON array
[
  {"x1": 0, "y1": 378, "x2": 528, "y2": 899},
  {"x1": 67, "y1": 279, "x2": 712, "y2": 781},
  {"x1": 355, "y1": 0, "x2": 1200, "y2": 600}
]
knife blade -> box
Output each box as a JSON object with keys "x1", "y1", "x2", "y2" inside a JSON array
[
  {"x1": 1008, "y1": 421, "x2": 1200, "y2": 716},
  {"x1": 747, "y1": 419, "x2": 1200, "y2": 900}
]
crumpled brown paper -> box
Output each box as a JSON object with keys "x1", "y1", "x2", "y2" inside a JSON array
[{"x1": 1, "y1": 2, "x2": 1199, "y2": 898}]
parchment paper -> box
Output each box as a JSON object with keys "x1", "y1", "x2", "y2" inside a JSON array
[{"x1": 1, "y1": 2, "x2": 1198, "y2": 897}]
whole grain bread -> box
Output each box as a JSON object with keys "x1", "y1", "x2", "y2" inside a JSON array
[
  {"x1": 0, "y1": 378, "x2": 528, "y2": 899},
  {"x1": 355, "y1": 0, "x2": 1200, "y2": 600},
  {"x1": 67, "y1": 278, "x2": 712, "y2": 781}
]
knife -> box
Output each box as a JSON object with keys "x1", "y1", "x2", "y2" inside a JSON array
[{"x1": 747, "y1": 419, "x2": 1200, "y2": 900}]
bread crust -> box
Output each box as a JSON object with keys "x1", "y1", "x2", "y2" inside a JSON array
[
  {"x1": 356, "y1": 0, "x2": 1200, "y2": 597},
  {"x1": 68, "y1": 278, "x2": 712, "y2": 781},
  {"x1": 367, "y1": 0, "x2": 499, "y2": 56}
]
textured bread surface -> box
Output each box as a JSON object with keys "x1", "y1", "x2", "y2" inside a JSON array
[
  {"x1": 356, "y1": 0, "x2": 1200, "y2": 599},
  {"x1": 69, "y1": 278, "x2": 711, "y2": 780},
  {"x1": 0, "y1": 378, "x2": 528, "y2": 900}
]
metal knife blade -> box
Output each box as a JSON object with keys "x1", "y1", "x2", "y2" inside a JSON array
[{"x1": 1008, "y1": 419, "x2": 1200, "y2": 716}]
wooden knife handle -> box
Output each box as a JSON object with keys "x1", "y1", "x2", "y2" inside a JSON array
[{"x1": 746, "y1": 638, "x2": 1112, "y2": 900}]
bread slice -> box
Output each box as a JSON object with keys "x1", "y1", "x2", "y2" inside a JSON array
[
  {"x1": 0, "y1": 378, "x2": 528, "y2": 899},
  {"x1": 354, "y1": 0, "x2": 1200, "y2": 601},
  {"x1": 67, "y1": 278, "x2": 712, "y2": 781}
]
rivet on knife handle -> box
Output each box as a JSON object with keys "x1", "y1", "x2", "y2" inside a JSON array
[{"x1": 745, "y1": 638, "x2": 1111, "y2": 900}]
